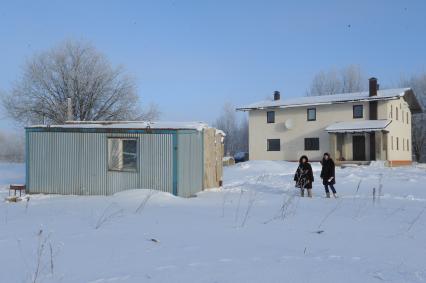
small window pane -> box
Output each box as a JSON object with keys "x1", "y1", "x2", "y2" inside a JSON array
[
  {"x1": 123, "y1": 140, "x2": 137, "y2": 170},
  {"x1": 304, "y1": 138, "x2": 319, "y2": 150},
  {"x1": 108, "y1": 138, "x2": 138, "y2": 171},
  {"x1": 307, "y1": 108, "x2": 316, "y2": 121},
  {"x1": 353, "y1": 105, "x2": 363, "y2": 118},
  {"x1": 267, "y1": 139, "x2": 280, "y2": 151},
  {"x1": 267, "y1": 111, "x2": 275, "y2": 123}
]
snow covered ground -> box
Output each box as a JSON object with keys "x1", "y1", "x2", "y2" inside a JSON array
[{"x1": 1, "y1": 161, "x2": 426, "y2": 283}]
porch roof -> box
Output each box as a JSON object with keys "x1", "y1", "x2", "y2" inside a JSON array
[{"x1": 325, "y1": 119, "x2": 392, "y2": 133}]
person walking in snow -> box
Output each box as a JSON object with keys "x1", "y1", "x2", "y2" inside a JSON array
[
  {"x1": 294, "y1": 155, "x2": 314, "y2": 197},
  {"x1": 320, "y1": 153, "x2": 337, "y2": 198}
]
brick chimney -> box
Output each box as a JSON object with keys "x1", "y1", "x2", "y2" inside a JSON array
[
  {"x1": 273, "y1": 91, "x2": 280, "y2": 101},
  {"x1": 369, "y1": 77, "x2": 378, "y2": 97}
]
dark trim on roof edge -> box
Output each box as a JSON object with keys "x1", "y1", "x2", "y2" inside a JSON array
[
  {"x1": 236, "y1": 96, "x2": 402, "y2": 111},
  {"x1": 25, "y1": 127, "x2": 199, "y2": 134}
]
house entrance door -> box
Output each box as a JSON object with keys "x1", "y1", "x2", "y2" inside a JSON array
[{"x1": 353, "y1": 135, "x2": 366, "y2": 161}]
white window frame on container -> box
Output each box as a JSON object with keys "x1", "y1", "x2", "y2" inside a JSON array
[{"x1": 108, "y1": 138, "x2": 138, "y2": 172}]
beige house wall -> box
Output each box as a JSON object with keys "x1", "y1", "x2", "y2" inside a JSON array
[
  {"x1": 249, "y1": 101, "x2": 370, "y2": 161},
  {"x1": 378, "y1": 97, "x2": 412, "y2": 161},
  {"x1": 248, "y1": 98, "x2": 413, "y2": 162}
]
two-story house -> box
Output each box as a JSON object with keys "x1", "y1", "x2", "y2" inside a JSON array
[{"x1": 237, "y1": 78, "x2": 422, "y2": 166}]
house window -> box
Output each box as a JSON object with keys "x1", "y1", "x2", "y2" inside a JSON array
[
  {"x1": 353, "y1": 105, "x2": 363, "y2": 118},
  {"x1": 396, "y1": 137, "x2": 399, "y2": 150},
  {"x1": 406, "y1": 112, "x2": 409, "y2": 124},
  {"x1": 390, "y1": 105, "x2": 393, "y2": 119},
  {"x1": 108, "y1": 138, "x2": 138, "y2": 171},
  {"x1": 307, "y1": 108, "x2": 316, "y2": 121},
  {"x1": 267, "y1": 111, "x2": 275, "y2": 123},
  {"x1": 407, "y1": 139, "x2": 410, "y2": 151},
  {"x1": 396, "y1": 107, "x2": 399, "y2": 120},
  {"x1": 304, "y1": 138, "x2": 320, "y2": 151},
  {"x1": 267, "y1": 139, "x2": 280, "y2": 151}
]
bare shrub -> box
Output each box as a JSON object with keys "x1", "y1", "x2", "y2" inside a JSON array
[
  {"x1": 240, "y1": 190, "x2": 257, "y2": 227},
  {"x1": 264, "y1": 189, "x2": 299, "y2": 224},
  {"x1": 318, "y1": 200, "x2": 342, "y2": 229},
  {"x1": 94, "y1": 203, "x2": 124, "y2": 229},
  {"x1": 30, "y1": 229, "x2": 59, "y2": 283},
  {"x1": 407, "y1": 205, "x2": 426, "y2": 232},
  {"x1": 135, "y1": 189, "x2": 157, "y2": 214}
]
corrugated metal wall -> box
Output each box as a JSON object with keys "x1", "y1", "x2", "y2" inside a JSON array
[
  {"x1": 26, "y1": 129, "x2": 199, "y2": 196},
  {"x1": 177, "y1": 131, "x2": 203, "y2": 197}
]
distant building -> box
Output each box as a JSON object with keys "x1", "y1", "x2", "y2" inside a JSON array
[
  {"x1": 237, "y1": 78, "x2": 422, "y2": 166},
  {"x1": 26, "y1": 122, "x2": 224, "y2": 196}
]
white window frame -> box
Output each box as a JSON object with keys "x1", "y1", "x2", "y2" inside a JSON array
[{"x1": 108, "y1": 138, "x2": 138, "y2": 172}]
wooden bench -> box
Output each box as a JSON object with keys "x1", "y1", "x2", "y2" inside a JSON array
[{"x1": 9, "y1": 184, "x2": 26, "y2": 197}]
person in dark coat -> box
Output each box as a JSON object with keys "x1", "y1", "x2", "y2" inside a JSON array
[
  {"x1": 320, "y1": 153, "x2": 337, "y2": 198},
  {"x1": 294, "y1": 155, "x2": 314, "y2": 197}
]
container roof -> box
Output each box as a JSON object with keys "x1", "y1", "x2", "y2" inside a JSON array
[
  {"x1": 237, "y1": 88, "x2": 422, "y2": 113},
  {"x1": 27, "y1": 121, "x2": 210, "y2": 131},
  {"x1": 325, "y1": 119, "x2": 392, "y2": 133}
]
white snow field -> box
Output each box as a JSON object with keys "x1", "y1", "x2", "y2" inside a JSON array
[{"x1": 1, "y1": 161, "x2": 426, "y2": 283}]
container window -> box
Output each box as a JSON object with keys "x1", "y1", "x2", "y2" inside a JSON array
[{"x1": 108, "y1": 138, "x2": 138, "y2": 171}]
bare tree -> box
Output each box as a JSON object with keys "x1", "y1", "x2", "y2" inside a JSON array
[
  {"x1": 341, "y1": 65, "x2": 365, "y2": 93},
  {"x1": 307, "y1": 65, "x2": 366, "y2": 96},
  {"x1": 412, "y1": 114, "x2": 426, "y2": 162},
  {"x1": 400, "y1": 74, "x2": 426, "y2": 162},
  {"x1": 238, "y1": 116, "x2": 249, "y2": 153},
  {"x1": 214, "y1": 103, "x2": 248, "y2": 155},
  {"x1": 1, "y1": 40, "x2": 158, "y2": 125},
  {"x1": 308, "y1": 69, "x2": 342, "y2": 96}
]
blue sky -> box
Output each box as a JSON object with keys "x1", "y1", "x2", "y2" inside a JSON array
[{"x1": 1, "y1": 0, "x2": 426, "y2": 130}]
